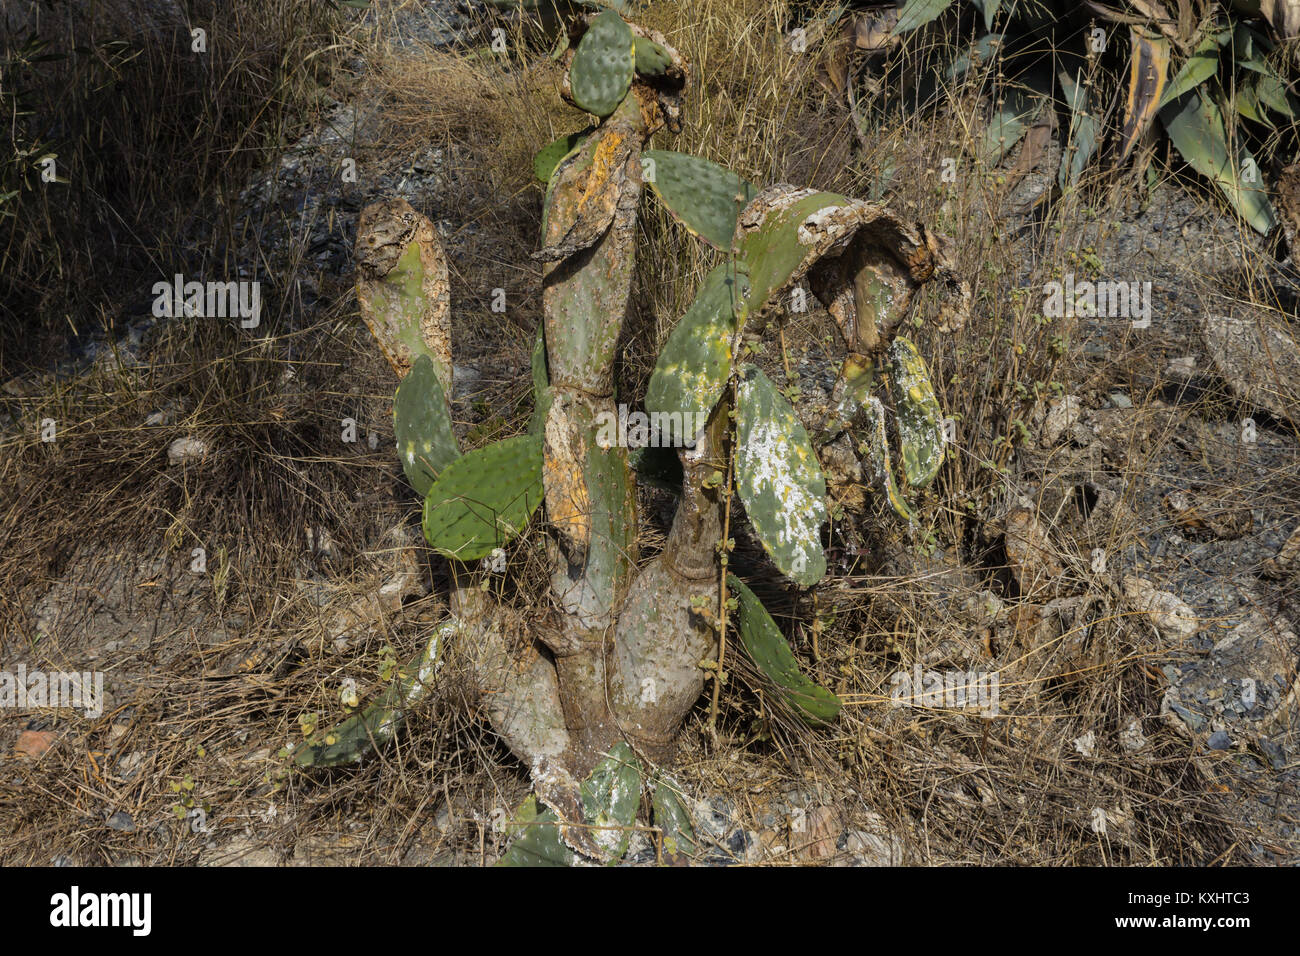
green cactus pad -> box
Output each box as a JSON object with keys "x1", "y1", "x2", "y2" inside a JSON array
[
  {"x1": 569, "y1": 9, "x2": 635, "y2": 118},
  {"x1": 858, "y1": 395, "x2": 915, "y2": 522},
  {"x1": 634, "y1": 38, "x2": 672, "y2": 76},
  {"x1": 650, "y1": 775, "x2": 696, "y2": 861},
  {"x1": 734, "y1": 365, "x2": 828, "y2": 586},
  {"x1": 498, "y1": 795, "x2": 575, "y2": 867},
  {"x1": 293, "y1": 620, "x2": 452, "y2": 768},
  {"x1": 422, "y1": 433, "x2": 545, "y2": 560},
  {"x1": 641, "y1": 150, "x2": 757, "y2": 250},
  {"x1": 533, "y1": 128, "x2": 592, "y2": 183},
  {"x1": 580, "y1": 741, "x2": 642, "y2": 861},
  {"x1": 736, "y1": 189, "x2": 851, "y2": 320},
  {"x1": 394, "y1": 354, "x2": 460, "y2": 497},
  {"x1": 529, "y1": 322, "x2": 552, "y2": 436},
  {"x1": 887, "y1": 336, "x2": 945, "y2": 489},
  {"x1": 644, "y1": 263, "x2": 750, "y2": 445},
  {"x1": 729, "y1": 577, "x2": 841, "y2": 725}
]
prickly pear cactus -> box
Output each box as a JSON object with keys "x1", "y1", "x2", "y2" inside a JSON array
[
  {"x1": 355, "y1": 199, "x2": 452, "y2": 385},
  {"x1": 633, "y1": 37, "x2": 672, "y2": 76},
  {"x1": 858, "y1": 395, "x2": 915, "y2": 522},
  {"x1": 730, "y1": 577, "x2": 841, "y2": 725},
  {"x1": 644, "y1": 262, "x2": 749, "y2": 444},
  {"x1": 421, "y1": 433, "x2": 545, "y2": 561},
  {"x1": 569, "y1": 8, "x2": 635, "y2": 117},
  {"x1": 533, "y1": 128, "x2": 592, "y2": 183},
  {"x1": 641, "y1": 150, "x2": 757, "y2": 249},
  {"x1": 734, "y1": 365, "x2": 828, "y2": 587},
  {"x1": 887, "y1": 336, "x2": 945, "y2": 489},
  {"x1": 394, "y1": 354, "x2": 459, "y2": 497}
]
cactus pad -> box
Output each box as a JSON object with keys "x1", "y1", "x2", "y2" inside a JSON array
[
  {"x1": 730, "y1": 577, "x2": 841, "y2": 725},
  {"x1": 394, "y1": 354, "x2": 460, "y2": 497},
  {"x1": 650, "y1": 775, "x2": 697, "y2": 861},
  {"x1": 422, "y1": 433, "x2": 544, "y2": 560},
  {"x1": 641, "y1": 150, "x2": 757, "y2": 250},
  {"x1": 533, "y1": 128, "x2": 592, "y2": 183},
  {"x1": 858, "y1": 395, "x2": 915, "y2": 522},
  {"x1": 734, "y1": 365, "x2": 828, "y2": 586},
  {"x1": 498, "y1": 795, "x2": 574, "y2": 867},
  {"x1": 355, "y1": 200, "x2": 452, "y2": 385},
  {"x1": 634, "y1": 38, "x2": 673, "y2": 76},
  {"x1": 569, "y1": 9, "x2": 635, "y2": 118},
  {"x1": 887, "y1": 336, "x2": 945, "y2": 488},
  {"x1": 529, "y1": 322, "x2": 552, "y2": 436},
  {"x1": 579, "y1": 741, "x2": 642, "y2": 860},
  {"x1": 644, "y1": 263, "x2": 749, "y2": 445}
]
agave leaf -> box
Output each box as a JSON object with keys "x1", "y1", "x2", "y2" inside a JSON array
[
  {"x1": 729, "y1": 577, "x2": 841, "y2": 725},
  {"x1": 1159, "y1": 86, "x2": 1276, "y2": 234},
  {"x1": 969, "y1": 0, "x2": 1002, "y2": 30},
  {"x1": 892, "y1": 0, "x2": 956, "y2": 34},
  {"x1": 422, "y1": 433, "x2": 545, "y2": 560},
  {"x1": 1157, "y1": 30, "x2": 1222, "y2": 111},
  {"x1": 641, "y1": 150, "x2": 757, "y2": 250},
  {"x1": 1119, "y1": 26, "x2": 1170, "y2": 163},
  {"x1": 734, "y1": 365, "x2": 828, "y2": 587},
  {"x1": 1058, "y1": 69, "x2": 1100, "y2": 191},
  {"x1": 980, "y1": 85, "x2": 1038, "y2": 167}
]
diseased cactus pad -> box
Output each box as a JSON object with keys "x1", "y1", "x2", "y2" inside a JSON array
[
  {"x1": 634, "y1": 38, "x2": 673, "y2": 76},
  {"x1": 734, "y1": 365, "x2": 828, "y2": 586},
  {"x1": 422, "y1": 433, "x2": 545, "y2": 560},
  {"x1": 394, "y1": 354, "x2": 460, "y2": 497},
  {"x1": 569, "y1": 9, "x2": 635, "y2": 118},
  {"x1": 730, "y1": 577, "x2": 841, "y2": 725},
  {"x1": 642, "y1": 150, "x2": 757, "y2": 249},
  {"x1": 644, "y1": 263, "x2": 749, "y2": 444},
  {"x1": 858, "y1": 395, "x2": 915, "y2": 522},
  {"x1": 579, "y1": 741, "x2": 642, "y2": 861},
  {"x1": 887, "y1": 336, "x2": 945, "y2": 489}
]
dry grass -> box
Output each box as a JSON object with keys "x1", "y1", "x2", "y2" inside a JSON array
[{"x1": 1, "y1": 0, "x2": 1294, "y2": 865}]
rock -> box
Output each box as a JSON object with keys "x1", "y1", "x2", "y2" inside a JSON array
[
  {"x1": 1262, "y1": 523, "x2": 1300, "y2": 578},
  {"x1": 1165, "y1": 356, "x2": 1197, "y2": 382},
  {"x1": 106, "y1": 811, "x2": 136, "y2": 832},
  {"x1": 1202, "y1": 313, "x2": 1300, "y2": 423},
  {"x1": 1119, "y1": 718, "x2": 1147, "y2": 753},
  {"x1": 841, "y1": 813, "x2": 903, "y2": 865},
  {"x1": 1039, "y1": 396, "x2": 1082, "y2": 447},
  {"x1": 166, "y1": 436, "x2": 208, "y2": 464},
  {"x1": 1107, "y1": 392, "x2": 1132, "y2": 409},
  {"x1": 14, "y1": 729, "x2": 55, "y2": 758},
  {"x1": 1207, "y1": 730, "x2": 1232, "y2": 751},
  {"x1": 1073, "y1": 731, "x2": 1096, "y2": 756},
  {"x1": 1004, "y1": 507, "x2": 1064, "y2": 593},
  {"x1": 796, "y1": 806, "x2": 841, "y2": 862},
  {"x1": 1161, "y1": 489, "x2": 1252, "y2": 540},
  {"x1": 1122, "y1": 576, "x2": 1199, "y2": 641}
]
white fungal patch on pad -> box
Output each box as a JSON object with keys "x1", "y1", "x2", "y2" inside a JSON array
[{"x1": 797, "y1": 205, "x2": 845, "y2": 245}]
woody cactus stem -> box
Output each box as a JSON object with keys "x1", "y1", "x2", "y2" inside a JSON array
[{"x1": 538, "y1": 84, "x2": 648, "y2": 772}]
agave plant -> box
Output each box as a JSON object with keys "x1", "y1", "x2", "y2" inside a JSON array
[
  {"x1": 825, "y1": 0, "x2": 1298, "y2": 234},
  {"x1": 293, "y1": 9, "x2": 965, "y2": 865}
]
